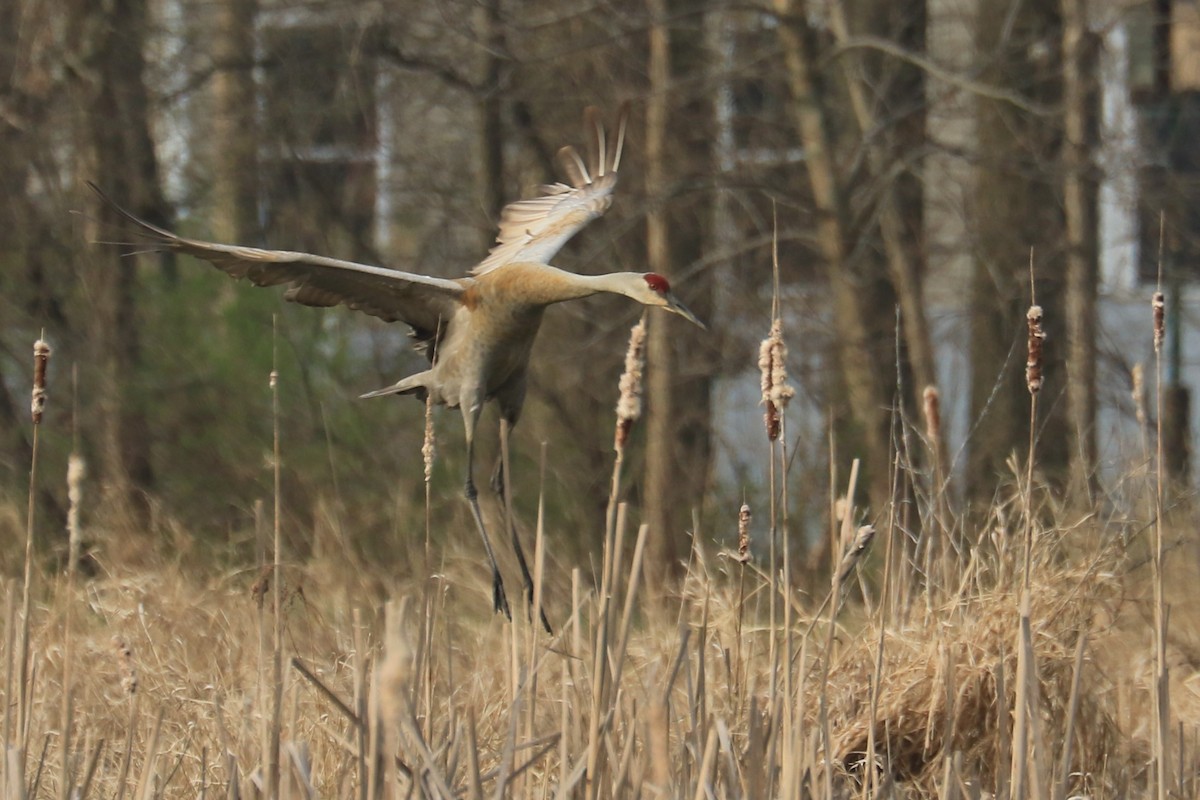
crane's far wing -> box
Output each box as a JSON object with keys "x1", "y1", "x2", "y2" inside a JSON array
[
  {"x1": 472, "y1": 104, "x2": 629, "y2": 276},
  {"x1": 89, "y1": 183, "x2": 465, "y2": 336}
]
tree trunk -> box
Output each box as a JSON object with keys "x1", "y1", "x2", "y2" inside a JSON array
[
  {"x1": 1062, "y1": 0, "x2": 1098, "y2": 497},
  {"x1": 644, "y1": 0, "x2": 678, "y2": 580},
  {"x1": 72, "y1": 0, "x2": 166, "y2": 520},
  {"x1": 211, "y1": 0, "x2": 260, "y2": 243}
]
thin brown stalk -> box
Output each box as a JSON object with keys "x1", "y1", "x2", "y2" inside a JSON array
[
  {"x1": 1153, "y1": 213, "x2": 1169, "y2": 800},
  {"x1": 352, "y1": 609, "x2": 368, "y2": 800},
  {"x1": 3, "y1": 581, "x2": 15, "y2": 797},
  {"x1": 690, "y1": 726, "x2": 719, "y2": 800},
  {"x1": 19, "y1": 339, "x2": 51, "y2": 751},
  {"x1": 1056, "y1": 631, "x2": 1088, "y2": 800},
  {"x1": 132, "y1": 709, "x2": 163, "y2": 800},
  {"x1": 268, "y1": 318, "x2": 284, "y2": 799},
  {"x1": 59, "y1": 453, "x2": 85, "y2": 800},
  {"x1": 1010, "y1": 591, "x2": 1033, "y2": 800}
]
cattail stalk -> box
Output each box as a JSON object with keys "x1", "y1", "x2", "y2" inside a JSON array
[
  {"x1": 267, "y1": 316, "x2": 284, "y2": 800},
  {"x1": 59, "y1": 454, "x2": 85, "y2": 800},
  {"x1": 1152, "y1": 218, "x2": 1169, "y2": 800},
  {"x1": 19, "y1": 339, "x2": 51, "y2": 749},
  {"x1": 1013, "y1": 254, "x2": 1041, "y2": 799},
  {"x1": 606, "y1": 317, "x2": 647, "y2": 569},
  {"x1": 759, "y1": 309, "x2": 795, "y2": 722},
  {"x1": 734, "y1": 502, "x2": 751, "y2": 688}
]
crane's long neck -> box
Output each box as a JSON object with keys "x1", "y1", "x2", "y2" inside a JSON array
[{"x1": 505, "y1": 266, "x2": 640, "y2": 306}]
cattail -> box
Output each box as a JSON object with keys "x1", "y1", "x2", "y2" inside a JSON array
[
  {"x1": 1152, "y1": 291, "x2": 1165, "y2": 354},
  {"x1": 737, "y1": 503, "x2": 751, "y2": 562},
  {"x1": 1132, "y1": 363, "x2": 1147, "y2": 429},
  {"x1": 422, "y1": 396, "x2": 435, "y2": 483},
  {"x1": 31, "y1": 339, "x2": 51, "y2": 424},
  {"x1": 922, "y1": 385, "x2": 941, "y2": 447},
  {"x1": 834, "y1": 524, "x2": 876, "y2": 587},
  {"x1": 759, "y1": 319, "x2": 795, "y2": 441},
  {"x1": 269, "y1": 369, "x2": 278, "y2": 389},
  {"x1": 614, "y1": 318, "x2": 647, "y2": 451},
  {"x1": 112, "y1": 636, "x2": 138, "y2": 695},
  {"x1": 1025, "y1": 305, "x2": 1045, "y2": 395},
  {"x1": 66, "y1": 454, "x2": 85, "y2": 568}
]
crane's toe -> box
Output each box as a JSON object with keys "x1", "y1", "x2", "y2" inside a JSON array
[{"x1": 493, "y1": 573, "x2": 512, "y2": 620}]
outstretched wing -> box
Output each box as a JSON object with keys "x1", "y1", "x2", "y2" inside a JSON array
[
  {"x1": 472, "y1": 104, "x2": 629, "y2": 276},
  {"x1": 89, "y1": 183, "x2": 466, "y2": 337}
]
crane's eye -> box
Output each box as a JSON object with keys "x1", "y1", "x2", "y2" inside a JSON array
[{"x1": 644, "y1": 273, "x2": 671, "y2": 295}]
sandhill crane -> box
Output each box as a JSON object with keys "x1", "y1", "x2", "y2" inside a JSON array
[{"x1": 91, "y1": 105, "x2": 704, "y2": 627}]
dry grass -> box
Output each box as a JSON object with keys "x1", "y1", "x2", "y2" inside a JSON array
[{"x1": 0, "y1": 480, "x2": 1195, "y2": 799}]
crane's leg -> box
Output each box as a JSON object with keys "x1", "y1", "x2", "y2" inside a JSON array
[
  {"x1": 462, "y1": 402, "x2": 511, "y2": 620},
  {"x1": 498, "y1": 418, "x2": 553, "y2": 634}
]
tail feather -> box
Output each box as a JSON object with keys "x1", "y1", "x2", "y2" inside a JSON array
[{"x1": 361, "y1": 372, "x2": 429, "y2": 400}]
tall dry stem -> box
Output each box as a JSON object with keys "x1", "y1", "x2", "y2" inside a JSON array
[
  {"x1": 59, "y1": 453, "x2": 85, "y2": 800},
  {"x1": 1012, "y1": 252, "x2": 1042, "y2": 798},
  {"x1": 267, "y1": 318, "x2": 284, "y2": 799},
  {"x1": 19, "y1": 338, "x2": 50, "y2": 756},
  {"x1": 1152, "y1": 213, "x2": 1169, "y2": 800}
]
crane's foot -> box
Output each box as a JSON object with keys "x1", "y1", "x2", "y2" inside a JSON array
[{"x1": 492, "y1": 570, "x2": 512, "y2": 620}]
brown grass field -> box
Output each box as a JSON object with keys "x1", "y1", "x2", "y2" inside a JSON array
[{"x1": 3, "y1": 317, "x2": 1200, "y2": 799}]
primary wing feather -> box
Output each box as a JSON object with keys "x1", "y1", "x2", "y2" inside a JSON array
[
  {"x1": 90, "y1": 183, "x2": 465, "y2": 336},
  {"x1": 472, "y1": 104, "x2": 628, "y2": 276}
]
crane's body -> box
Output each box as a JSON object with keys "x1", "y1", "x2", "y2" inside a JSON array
[
  {"x1": 92, "y1": 106, "x2": 703, "y2": 627},
  {"x1": 365, "y1": 264, "x2": 682, "y2": 416}
]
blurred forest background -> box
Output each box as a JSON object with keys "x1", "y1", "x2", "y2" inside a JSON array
[{"x1": 0, "y1": 0, "x2": 1197, "y2": 577}]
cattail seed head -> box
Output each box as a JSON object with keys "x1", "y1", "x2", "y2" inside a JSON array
[
  {"x1": 1025, "y1": 305, "x2": 1045, "y2": 395},
  {"x1": 614, "y1": 319, "x2": 647, "y2": 451},
  {"x1": 1152, "y1": 291, "x2": 1165, "y2": 353},
  {"x1": 269, "y1": 369, "x2": 278, "y2": 389},
  {"x1": 422, "y1": 396, "x2": 435, "y2": 483},
  {"x1": 112, "y1": 636, "x2": 138, "y2": 695},
  {"x1": 922, "y1": 385, "x2": 941, "y2": 446},
  {"x1": 758, "y1": 319, "x2": 795, "y2": 441},
  {"x1": 1132, "y1": 363, "x2": 1147, "y2": 429},
  {"x1": 67, "y1": 454, "x2": 85, "y2": 567},
  {"x1": 737, "y1": 503, "x2": 751, "y2": 562},
  {"x1": 31, "y1": 339, "x2": 51, "y2": 424}
]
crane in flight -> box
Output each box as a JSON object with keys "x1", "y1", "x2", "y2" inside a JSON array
[{"x1": 91, "y1": 105, "x2": 704, "y2": 628}]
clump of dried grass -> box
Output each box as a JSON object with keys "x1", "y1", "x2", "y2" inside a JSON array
[{"x1": 820, "y1": 553, "x2": 1125, "y2": 796}]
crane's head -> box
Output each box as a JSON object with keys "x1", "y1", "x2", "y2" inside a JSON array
[{"x1": 635, "y1": 273, "x2": 707, "y2": 329}]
